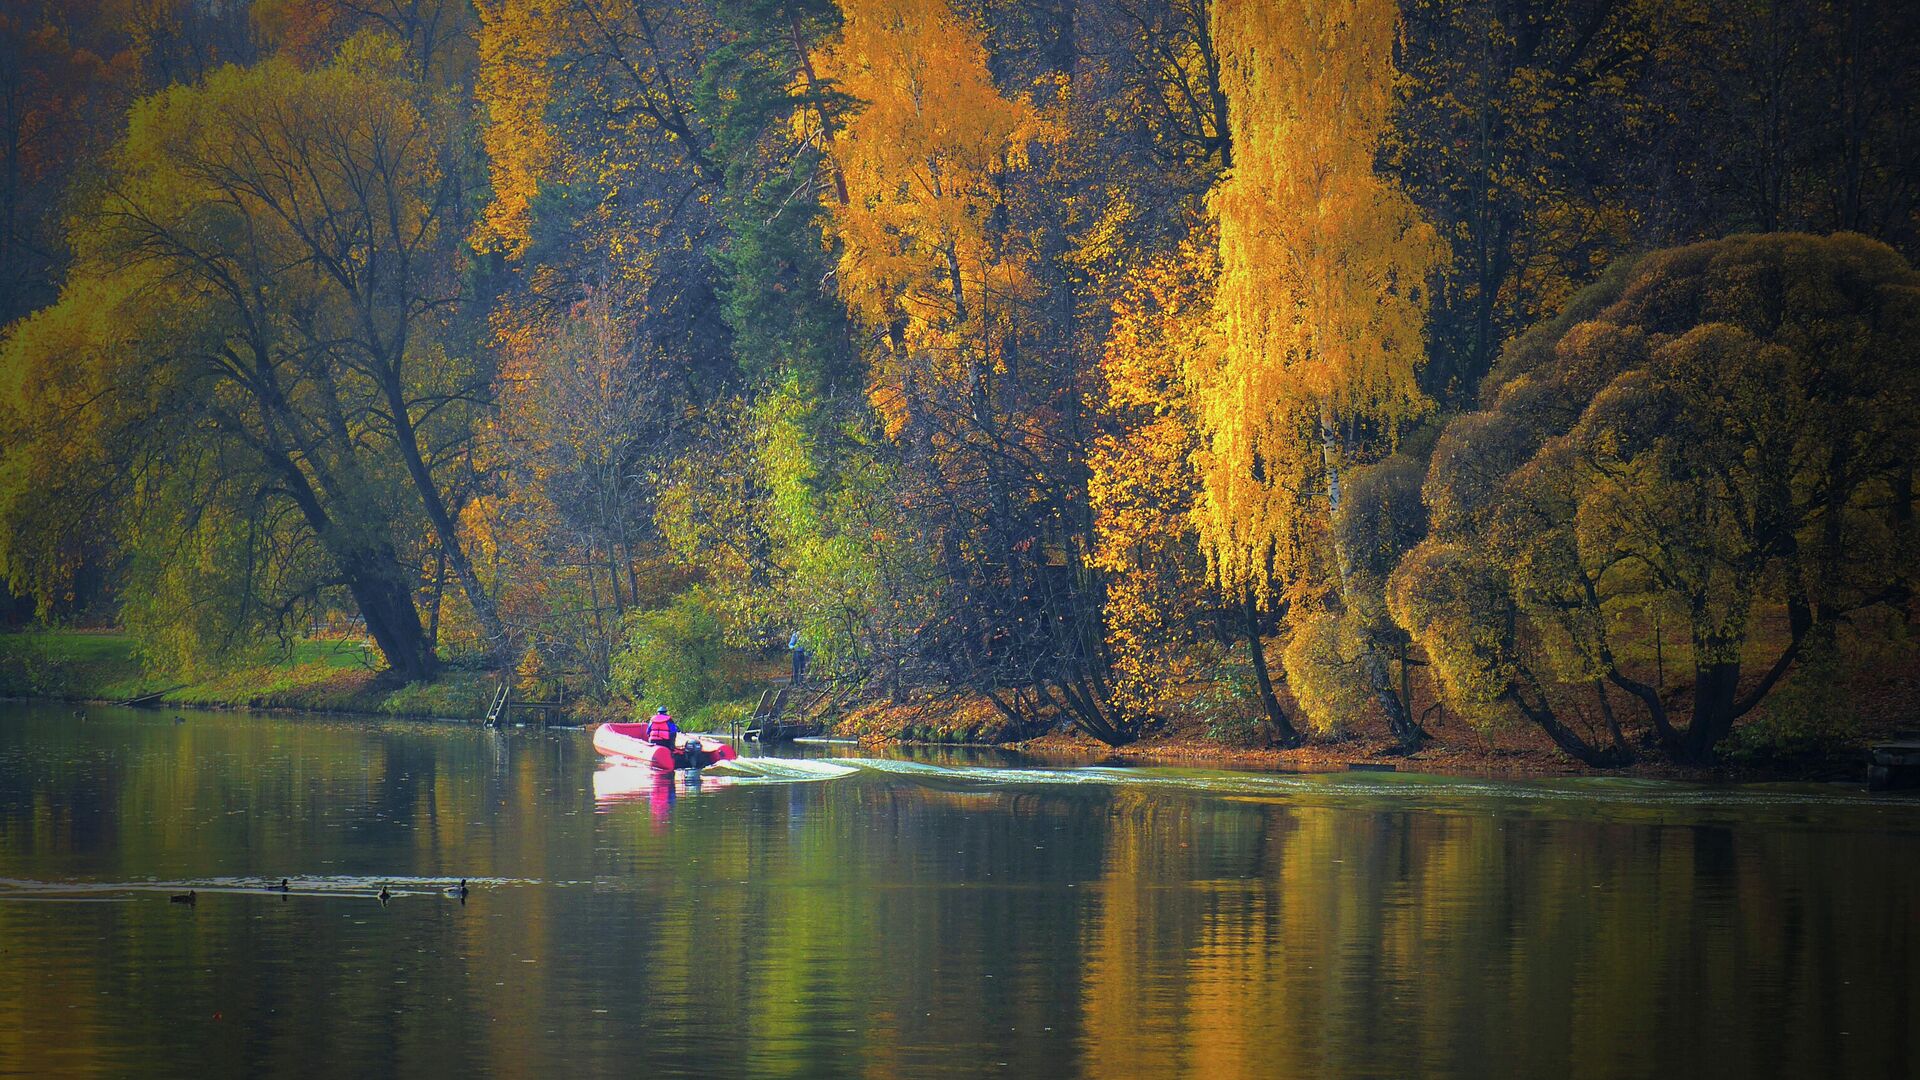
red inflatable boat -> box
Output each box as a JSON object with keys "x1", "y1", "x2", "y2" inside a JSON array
[{"x1": 592, "y1": 723, "x2": 740, "y2": 771}]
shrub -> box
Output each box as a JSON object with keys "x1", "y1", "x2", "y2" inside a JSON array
[
  {"x1": 611, "y1": 588, "x2": 729, "y2": 718},
  {"x1": 1192, "y1": 661, "x2": 1269, "y2": 747},
  {"x1": 688, "y1": 698, "x2": 752, "y2": 732}
]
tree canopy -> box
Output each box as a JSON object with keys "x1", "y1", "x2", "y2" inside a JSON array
[
  {"x1": 1392, "y1": 232, "x2": 1920, "y2": 763},
  {"x1": 2, "y1": 0, "x2": 1915, "y2": 762}
]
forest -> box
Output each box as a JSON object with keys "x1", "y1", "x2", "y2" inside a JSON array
[{"x1": 1, "y1": 0, "x2": 1916, "y2": 767}]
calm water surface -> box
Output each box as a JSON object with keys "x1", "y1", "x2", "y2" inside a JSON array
[{"x1": 0, "y1": 703, "x2": 1915, "y2": 1078}]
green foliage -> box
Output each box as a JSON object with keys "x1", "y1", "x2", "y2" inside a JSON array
[
  {"x1": 378, "y1": 675, "x2": 497, "y2": 720},
  {"x1": 612, "y1": 589, "x2": 733, "y2": 718},
  {"x1": 1723, "y1": 637, "x2": 1863, "y2": 767},
  {"x1": 1394, "y1": 233, "x2": 1920, "y2": 763},
  {"x1": 1190, "y1": 662, "x2": 1270, "y2": 748}
]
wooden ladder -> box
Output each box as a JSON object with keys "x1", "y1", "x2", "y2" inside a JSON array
[
  {"x1": 484, "y1": 680, "x2": 511, "y2": 726},
  {"x1": 744, "y1": 686, "x2": 790, "y2": 741}
]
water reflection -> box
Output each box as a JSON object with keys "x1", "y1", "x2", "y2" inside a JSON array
[
  {"x1": 592, "y1": 763, "x2": 738, "y2": 818},
  {"x1": 0, "y1": 703, "x2": 1914, "y2": 1078}
]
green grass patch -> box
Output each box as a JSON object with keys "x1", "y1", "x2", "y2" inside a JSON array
[
  {"x1": 378, "y1": 672, "x2": 495, "y2": 720},
  {"x1": 0, "y1": 628, "x2": 499, "y2": 721},
  {"x1": 0, "y1": 631, "x2": 154, "y2": 701}
]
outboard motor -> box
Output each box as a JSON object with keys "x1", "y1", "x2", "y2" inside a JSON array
[{"x1": 681, "y1": 737, "x2": 703, "y2": 769}]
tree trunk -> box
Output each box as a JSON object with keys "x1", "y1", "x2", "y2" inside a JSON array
[
  {"x1": 601, "y1": 472, "x2": 626, "y2": 613},
  {"x1": 382, "y1": 380, "x2": 509, "y2": 655},
  {"x1": 336, "y1": 545, "x2": 435, "y2": 683},
  {"x1": 1243, "y1": 590, "x2": 1303, "y2": 748},
  {"x1": 585, "y1": 534, "x2": 610, "y2": 691},
  {"x1": 257, "y1": 437, "x2": 434, "y2": 682},
  {"x1": 789, "y1": 9, "x2": 850, "y2": 206},
  {"x1": 1503, "y1": 686, "x2": 1632, "y2": 768},
  {"x1": 1684, "y1": 660, "x2": 1743, "y2": 763},
  {"x1": 426, "y1": 545, "x2": 447, "y2": 651}
]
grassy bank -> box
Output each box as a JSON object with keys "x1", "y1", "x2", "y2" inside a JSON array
[{"x1": 0, "y1": 631, "x2": 495, "y2": 720}]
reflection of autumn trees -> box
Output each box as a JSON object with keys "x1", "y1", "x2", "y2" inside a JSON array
[
  {"x1": 1077, "y1": 790, "x2": 1918, "y2": 1078},
  {"x1": 3, "y1": 707, "x2": 1918, "y2": 1074}
]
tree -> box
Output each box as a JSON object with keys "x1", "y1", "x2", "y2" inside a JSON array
[
  {"x1": 0, "y1": 34, "x2": 496, "y2": 678},
  {"x1": 1194, "y1": 0, "x2": 1446, "y2": 747},
  {"x1": 1391, "y1": 233, "x2": 1920, "y2": 765},
  {"x1": 815, "y1": 0, "x2": 1052, "y2": 434},
  {"x1": 1089, "y1": 233, "x2": 1305, "y2": 746},
  {"x1": 814, "y1": 0, "x2": 1120, "y2": 741}
]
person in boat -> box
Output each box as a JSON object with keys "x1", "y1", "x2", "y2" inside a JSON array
[{"x1": 644, "y1": 707, "x2": 678, "y2": 748}]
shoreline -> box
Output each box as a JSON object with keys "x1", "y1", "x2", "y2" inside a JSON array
[
  {"x1": 2, "y1": 691, "x2": 1895, "y2": 787},
  {"x1": 0, "y1": 691, "x2": 497, "y2": 726},
  {"x1": 996, "y1": 731, "x2": 1864, "y2": 785}
]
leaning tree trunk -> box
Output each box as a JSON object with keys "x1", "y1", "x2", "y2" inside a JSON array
[
  {"x1": 1242, "y1": 589, "x2": 1303, "y2": 748},
  {"x1": 382, "y1": 375, "x2": 509, "y2": 655},
  {"x1": 334, "y1": 542, "x2": 436, "y2": 683},
  {"x1": 266, "y1": 442, "x2": 436, "y2": 682}
]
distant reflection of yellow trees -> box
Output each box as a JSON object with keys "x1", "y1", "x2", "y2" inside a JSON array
[
  {"x1": 1076, "y1": 793, "x2": 1919, "y2": 1079},
  {"x1": 4, "y1": 709, "x2": 1917, "y2": 1078}
]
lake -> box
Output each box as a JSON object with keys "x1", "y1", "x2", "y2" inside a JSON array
[{"x1": 0, "y1": 703, "x2": 1915, "y2": 1077}]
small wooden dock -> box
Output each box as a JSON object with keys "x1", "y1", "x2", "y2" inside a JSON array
[
  {"x1": 743, "y1": 683, "x2": 834, "y2": 742},
  {"x1": 482, "y1": 681, "x2": 567, "y2": 727},
  {"x1": 1867, "y1": 738, "x2": 1920, "y2": 791}
]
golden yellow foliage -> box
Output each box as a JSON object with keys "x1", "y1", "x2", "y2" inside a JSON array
[
  {"x1": 473, "y1": 0, "x2": 561, "y2": 256},
  {"x1": 1193, "y1": 0, "x2": 1445, "y2": 597},
  {"x1": 814, "y1": 0, "x2": 1057, "y2": 435},
  {"x1": 1087, "y1": 237, "x2": 1217, "y2": 715}
]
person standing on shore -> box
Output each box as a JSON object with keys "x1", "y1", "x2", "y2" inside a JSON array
[{"x1": 788, "y1": 630, "x2": 807, "y2": 686}]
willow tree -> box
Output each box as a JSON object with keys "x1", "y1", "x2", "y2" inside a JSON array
[
  {"x1": 1193, "y1": 0, "x2": 1445, "y2": 747},
  {"x1": 0, "y1": 33, "x2": 497, "y2": 678},
  {"x1": 1391, "y1": 233, "x2": 1920, "y2": 765}
]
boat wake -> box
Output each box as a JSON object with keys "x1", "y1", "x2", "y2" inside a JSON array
[
  {"x1": 721, "y1": 756, "x2": 1913, "y2": 816},
  {"x1": 586, "y1": 750, "x2": 1907, "y2": 821},
  {"x1": 704, "y1": 756, "x2": 860, "y2": 783}
]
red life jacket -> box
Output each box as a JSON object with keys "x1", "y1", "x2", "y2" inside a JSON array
[{"x1": 644, "y1": 715, "x2": 676, "y2": 744}]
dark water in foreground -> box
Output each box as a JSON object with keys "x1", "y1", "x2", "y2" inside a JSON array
[{"x1": 0, "y1": 704, "x2": 1915, "y2": 1078}]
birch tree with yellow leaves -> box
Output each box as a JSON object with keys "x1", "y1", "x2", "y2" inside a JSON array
[{"x1": 1195, "y1": 0, "x2": 1445, "y2": 747}]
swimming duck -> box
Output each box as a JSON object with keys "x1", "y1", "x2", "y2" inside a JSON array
[
  {"x1": 449, "y1": 879, "x2": 469, "y2": 899},
  {"x1": 265, "y1": 878, "x2": 290, "y2": 892},
  {"x1": 377, "y1": 885, "x2": 392, "y2": 904},
  {"x1": 170, "y1": 890, "x2": 196, "y2": 905}
]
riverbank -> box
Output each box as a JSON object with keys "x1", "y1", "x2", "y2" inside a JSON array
[
  {"x1": 8, "y1": 628, "x2": 1912, "y2": 783},
  {"x1": 833, "y1": 672, "x2": 1919, "y2": 784},
  {"x1": 0, "y1": 630, "x2": 495, "y2": 720}
]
